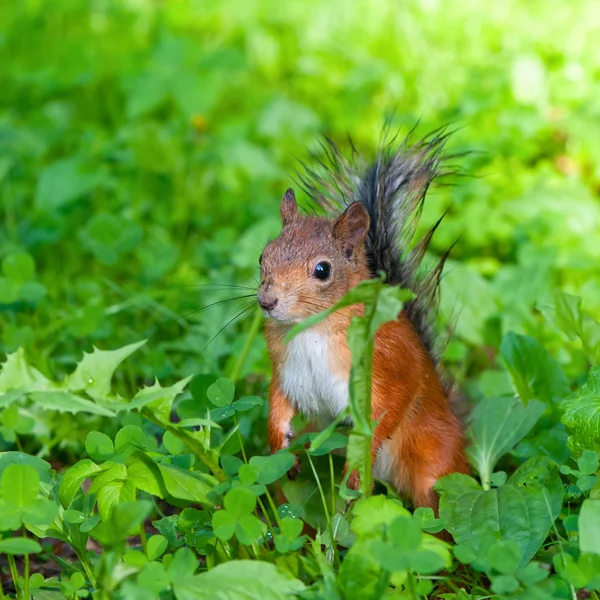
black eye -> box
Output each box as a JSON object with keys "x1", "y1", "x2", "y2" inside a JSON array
[
  {"x1": 313, "y1": 261, "x2": 331, "y2": 280},
  {"x1": 259, "y1": 251, "x2": 264, "y2": 265}
]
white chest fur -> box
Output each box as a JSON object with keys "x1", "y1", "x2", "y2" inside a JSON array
[{"x1": 280, "y1": 330, "x2": 349, "y2": 420}]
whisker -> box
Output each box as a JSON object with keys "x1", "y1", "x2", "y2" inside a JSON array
[
  {"x1": 176, "y1": 294, "x2": 256, "y2": 323},
  {"x1": 199, "y1": 302, "x2": 257, "y2": 355}
]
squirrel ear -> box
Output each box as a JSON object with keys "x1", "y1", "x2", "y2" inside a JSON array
[
  {"x1": 280, "y1": 188, "x2": 298, "y2": 226},
  {"x1": 333, "y1": 202, "x2": 370, "y2": 260}
]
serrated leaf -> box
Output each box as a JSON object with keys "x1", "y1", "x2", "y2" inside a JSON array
[
  {"x1": 467, "y1": 396, "x2": 545, "y2": 487},
  {"x1": 65, "y1": 340, "x2": 146, "y2": 402},
  {"x1": 0, "y1": 349, "x2": 51, "y2": 394},
  {"x1": 562, "y1": 367, "x2": 600, "y2": 454},
  {"x1": 30, "y1": 391, "x2": 115, "y2": 417},
  {"x1": 132, "y1": 376, "x2": 191, "y2": 422}
]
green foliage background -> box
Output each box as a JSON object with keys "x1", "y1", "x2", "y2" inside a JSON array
[{"x1": 1, "y1": 0, "x2": 600, "y2": 598}]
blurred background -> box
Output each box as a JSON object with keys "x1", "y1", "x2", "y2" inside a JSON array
[{"x1": 1, "y1": 0, "x2": 599, "y2": 407}]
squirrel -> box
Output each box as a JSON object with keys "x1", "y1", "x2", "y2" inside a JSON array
[{"x1": 257, "y1": 129, "x2": 468, "y2": 513}]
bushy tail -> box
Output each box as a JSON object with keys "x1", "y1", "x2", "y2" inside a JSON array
[{"x1": 297, "y1": 126, "x2": 458, "y2": 364}]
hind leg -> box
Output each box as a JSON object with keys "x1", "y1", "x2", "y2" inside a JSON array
[{"x1": 389, "y1": 411, "x2": 467, "y2": 516}]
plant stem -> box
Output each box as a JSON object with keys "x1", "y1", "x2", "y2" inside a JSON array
[
  {"x1": 329, "y1": 453, "x2": 336, "y2": 516},
  {"x1": 139, "y1": 525, "x2": 148, "y2": 555},
  {"x1": 7, "y1": 554, "x2": 22, "y2": 600},
  {"x1": 257, "y1": 496, "x2": 277, "y2": 541},
  {"x1": 23, "y1": 553, "x2": 29, "y2": 600},
  {"x1": 406, "y1": 572, "x2": 418, "y2": 600},
  {"x1": 73, "y1": 548, "x2": 97, "y2": 588},
  {"x1": 306, "y1": 452, "x2": 339, "y2": 569},
  {"x1": 264, "y1": 488, "x2": 282, "y2": 528},
  {"x1": 228, "y1": 310, "x2": 262, "y2": 384},
  {"x1": 233, "y1": 416, "x2": 248, "y2": 463},
  {"x1": 142, "y1": 409, "x2": 226, "y2": 481}
]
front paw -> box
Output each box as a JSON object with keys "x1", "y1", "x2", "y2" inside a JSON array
[{"x1": 287, "y1": 455, "x2": 301, "y2": 480}]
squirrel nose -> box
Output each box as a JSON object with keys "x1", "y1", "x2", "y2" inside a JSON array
[{"x1": 258, "y1": 294, "x2": 278, "y2": 311}]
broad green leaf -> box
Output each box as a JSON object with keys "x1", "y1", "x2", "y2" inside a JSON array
[
  {"x1": 2, "y1": 253, "x2": 35, "y2": 283},
  {"x1": 172, "y1": 560, "x2": 305, "y2": 600},
  {"x1": 96, "y1": 479, "x2": 137, "y2": 522},
  {"x1": 339, "y1": 542, "x2": 388, "y2": 600},
  {"x1": 163, "y1": 431, "x2": 185, "y2": 456},
  {"x1": 91, "y1": 500, "x2": 153, "y2": 546},
  {"x1": 235, "y1": 514, "x2": 264, "y2": 545},
  {"x1": 437, "y1": 457, "x2": 563, "y2": 566},
  {"x1": 579, "y1": 499, "x2": 600, "y2": 555},
  {"x1": 127, "y1": 456, "x2": 166, "y2": 499},
  {"x1": 0, "y1": 537, "x2": 41, "y2": 555},
  {"x1": 157, "y1": 464, "x2": 216, "y2": 504},
  {"x1": 537, "y1": 291, "x2": 600, "y2": 363},
  {"x1": 0, "y1": 349, "x2": 50, "y2": 394},
  {"x1": 206, "y1": 378, "x2": 235, "y2": 407},
  {"x1": 500, "y1": 332, "x2": 570, "y2": 404},
  {"x1": 238, "y1": 464, "x2": 259, "y2": 486},
  {"x1": 2, "y1": 464, "x2": 38, "y2": 507},
  {"x1": 35, "y1": 156, "x2": 101, "y2": 211},
  {"x1": 224, "y1": 487, "x2": 256, "y2": 518},
  {"x1": 59, "y1": 459, "x2": 103, "y2": 508},
  {"x1": 115, "y1": 425, "x2": 147, "y2": 457},
  {"x1": 87, "y1": 463, "x2": 127, "y2": 496},
  {"x1": 232, "y1": 396, "x2": 263, "y2": 411},
  {"x1": 147, "y1": 535, "x2": 168, "y2": 560},
  {"x1": 467, "y1": 396, "x2": 546, "y2": 487},
  {"x1": 167, "y1": 546, "x2": 199, "y2": 581},
  {"x1": 212, "y1": 509, "x2": 236, "y2": 541},
  {"x1": 578, "y1": 450, "x2": 599, "y2": 475},
  {"x1": 0, "y1": 453, "x2": 53, "y2": 490},
  {"x1": 351, "y1": 496, "x2": 410, "y2": 537},
  {"x1": 249, "y1": 451, "x2": 296, "y2": 484},
  {"x1": 65, "y1": 340, "x2": 146, "y2": 402},
  {"x1": 562, "y1": 367, "x2": 600, "y2": 453},
  {"x1": 537, "y1": 290, "x2": 583, "y2": 341},
  {"x1": 85, "y1": 431, "x2": 114, "y2": 461},
  {"x1": 30, "y1": 391, "x2": 115, "y2": 417}
]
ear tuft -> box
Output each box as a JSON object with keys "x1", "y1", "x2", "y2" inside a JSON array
[
  {"x1": 333, "y1": 202, "x2": 370, "y2": 260},
  {"x1": 280, "y1": 188, "x2": 298, "y2": 226}
]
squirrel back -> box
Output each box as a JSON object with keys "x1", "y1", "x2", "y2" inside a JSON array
[{"x1": 297, "y1": 128, "x2": 454, "y2": 365}]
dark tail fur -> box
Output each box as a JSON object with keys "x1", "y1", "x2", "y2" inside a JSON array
[{"x1": 297, "y1": 126, "x2": 458, "y2": 365}]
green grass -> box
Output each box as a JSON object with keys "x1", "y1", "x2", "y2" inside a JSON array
[{"x1": 1, "y1": 0, "x2": 600, "y2": 598}]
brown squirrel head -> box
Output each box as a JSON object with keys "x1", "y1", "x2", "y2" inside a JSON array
[{"x1": 257, "y1": 188, "x2": 371, "y2": 324}]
